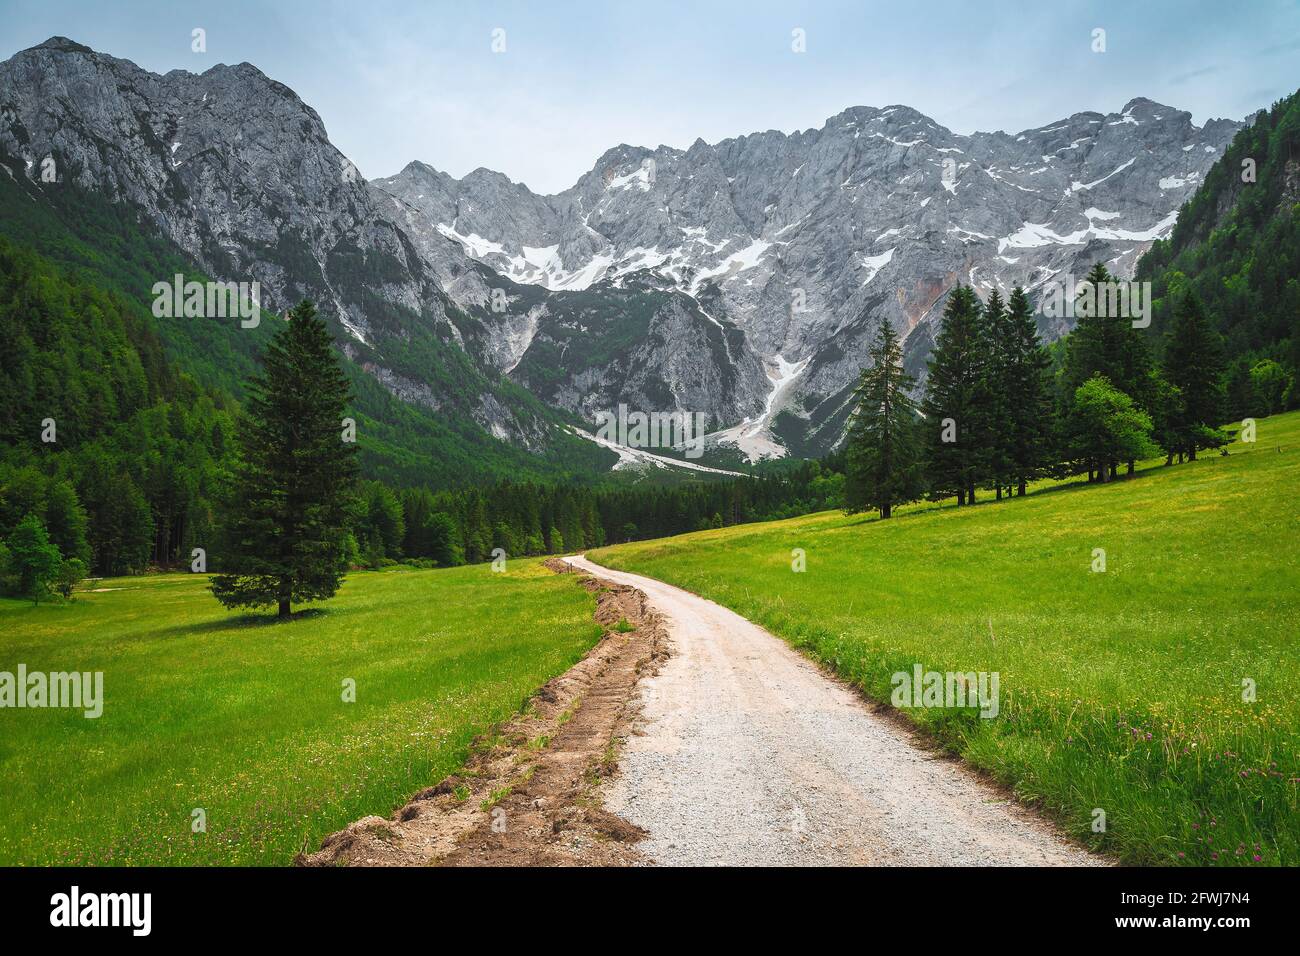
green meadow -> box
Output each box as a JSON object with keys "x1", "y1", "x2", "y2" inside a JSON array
[
  {"x1": 0, "y1": 559, "x2": 600, "y2": 865},
  {"x1": 590, "y1": 412, "x2": 1300, "y2": 865}
]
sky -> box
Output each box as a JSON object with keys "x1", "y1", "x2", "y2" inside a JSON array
[{"x1": 1, "y1": 0, "x2": 1297, "y2": 194}]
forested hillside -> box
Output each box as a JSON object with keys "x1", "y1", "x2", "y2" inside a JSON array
[
  {"x1": 1137, "y1": 88, "x2": 1300, "y2": 417},
  {"x1": 0, "y1": 166, "x2": 615, "y2": 488},
  {"x1": 0, "y1": 236, "x2": 233, "y2": 574}
]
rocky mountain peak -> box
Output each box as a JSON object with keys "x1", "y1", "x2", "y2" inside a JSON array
[
  {"x1": 378, "y1": 95, "x2": 1242, "y2": 458},
  {"x1": 30, "y1": 36, "x2": 94, "y2": 55},
  {"x1": 0, "y1": 36, "x2": 1248, "y2": 466}
]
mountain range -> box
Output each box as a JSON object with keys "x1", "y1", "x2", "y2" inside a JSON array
[{"x1": 0, "y1": 37, "x2": 1244, "y2": 468}]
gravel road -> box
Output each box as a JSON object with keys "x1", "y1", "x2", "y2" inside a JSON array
[{"x1": 564, "y1": 555, "x2": 1100, "y2": 867}]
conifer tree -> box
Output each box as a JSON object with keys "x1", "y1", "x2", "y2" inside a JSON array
[
  {"x1": 844, "y1": 321, "x2": 923, "y2": 519},
  {"x1": 981, "y1": 289, "x2": 1012, "y2": 498},
  {"x1": 43, "y1": 480, "x2": 91, "y2": 567},
  {"x1": 1003, "y1": 286, "x2": 1056, "y2": 495},
  {"x1": 921, "y1": 285, "x2": 990, "y2": 505},
  {"x1": 1064, "y1": 263, "x2": 1126, "y2": 393},
  {"x1": 1162, "y1": 291, "x2": 1228, "y2": 460},
  {"x1": 1146, "y1": 369, "x2": 1183, "y2": 465},
  {"x1": 211, "y1": 301, "x2": 358, "y2": 618},
  {"x1": 1063, "y1": 262, "x2": 1155, "y2": 474}
]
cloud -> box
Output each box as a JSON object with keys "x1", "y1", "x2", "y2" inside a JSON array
[
  {"x1": 1256, "y1": 36, "x2": 1300, "y2": 56},
  {"x1": 1168, "y1": 65, "x2": 1220, "y2": 85}
]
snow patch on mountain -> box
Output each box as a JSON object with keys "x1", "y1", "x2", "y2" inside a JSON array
[
  {"x1": 709, "y1": 354, "x2": 810, "y2": 462},
  {"x1": 860, "y1": 248, "x2": 895, "y2": 285},
  {"x1": 568, "y1": 427, "x2": 744, "y2": 476}
]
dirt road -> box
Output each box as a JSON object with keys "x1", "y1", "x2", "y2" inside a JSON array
[{"x1": 564, "y1": 554, "x2": 1100, "y2": 867}]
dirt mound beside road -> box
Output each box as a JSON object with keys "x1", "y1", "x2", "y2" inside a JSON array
[{"x1": 298, "y1": 559, "x2": 667, "y2": 867}]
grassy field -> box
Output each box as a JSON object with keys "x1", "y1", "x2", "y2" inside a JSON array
[
  {"x1": 0, "y1": 558, "x2": 600, "y2": 865},
  {"x1": 590, "y1": 412, "x2": 1300, "y2": 865}
]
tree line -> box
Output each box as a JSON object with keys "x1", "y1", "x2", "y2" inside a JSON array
[
  {"x1": 843, "y1": 262, "x2": 1252, "y2": 518},
  {"x1": 0, "y1": 237, "x2": 1284, "y2": 610},
  {"x1": 353, "y1": 458, "x2": 845, "y2": 572}
]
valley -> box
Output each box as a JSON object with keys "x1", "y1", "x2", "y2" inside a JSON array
[
  {"x1": 0, "y1": 15, "x2": 1297, "y2": 883},
  {"x1": 5, "y1": 412, "x2": 1293, "y2": 866}
]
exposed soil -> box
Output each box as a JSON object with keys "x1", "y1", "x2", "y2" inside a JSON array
[{"x1": 297, "y1": 558, "x2": 668, "y2": 867}]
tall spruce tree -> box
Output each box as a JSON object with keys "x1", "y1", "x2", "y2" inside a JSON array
[
  {"x1": 1162, "y1": 291, "x2": 1228, "y2": 461},
  {"x1": 1064, "y1": 262, "x2": 1125, "y2": 392},
  {"x1": 982, "y1": 288, "x2": 1014, "y2": 499},
  {"x1": 921, "y1": 285, "x2": 990, "y2": 505},
  {"x1": 844, "y1": 321, "x2": 923, "y2": 519},
  {"x1": 211, "y1": 301, "x2": 358, "y2": 617},
  {"x1": 1003, "y1": 286, "x2": 1056, "y2": 495}
]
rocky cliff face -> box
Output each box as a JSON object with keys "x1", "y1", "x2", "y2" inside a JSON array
[
  {"x1": 0, "y1": 37, "x2": 1243, "y2": 462},
  {"x1": 1, "y1": 38, "x2": 415, "y2": 335},
  {"x1": 0, "y1": 37, "x2": 763, "y2": 455},
  {"x1": 378, "y1": 99, "x2": 1241, "y2": 456},
  {"x1": 0, "y1": 37, "x2": 562, "y2": 450}
]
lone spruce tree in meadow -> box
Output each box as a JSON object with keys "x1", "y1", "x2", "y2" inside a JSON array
[
  {"x1": 211, "y1": 301, "x2": 358, "y2": 618},
  {"x1": 844, "y1": 320, "x2": 923, "y2": 519}
]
